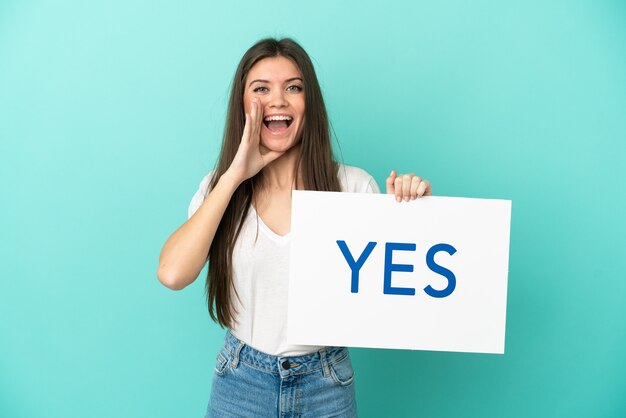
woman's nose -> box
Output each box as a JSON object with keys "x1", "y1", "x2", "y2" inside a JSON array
[{"x1": 267, "y1": 90, "x2": 288, "y2": 108}]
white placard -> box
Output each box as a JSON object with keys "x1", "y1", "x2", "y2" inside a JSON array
[{"x1": 287, "y1": 191, "x2": 511, "y2": 354}]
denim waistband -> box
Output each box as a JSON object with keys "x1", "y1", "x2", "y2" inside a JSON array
[{"x1": 220, "y1": 330, "x2": 349, "y2": 378}]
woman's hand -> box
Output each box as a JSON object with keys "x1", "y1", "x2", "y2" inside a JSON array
[
  {"x1": 223, "y1": 99, "x2": 285, "y2": 184},
  {"x1": 385, "y1": 170, "x2": 432, "y2": 202}
]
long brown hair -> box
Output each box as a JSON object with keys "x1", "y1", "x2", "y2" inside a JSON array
[{"x1": 206, "y1": 38, "x2": 341, "y2": 328}]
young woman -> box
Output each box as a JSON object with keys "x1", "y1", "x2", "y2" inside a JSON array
[{"x1": 157, "y1": 38, "x2": 431, "y2": 417}]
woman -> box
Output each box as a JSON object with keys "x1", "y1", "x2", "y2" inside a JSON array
[{"x1": 157, "y1": 38, "x2": 431, "y2": 417}]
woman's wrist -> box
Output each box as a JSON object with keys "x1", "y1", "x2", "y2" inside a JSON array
[{"x1": 219, "y1": 170, "x2": 245, "y2": 192}]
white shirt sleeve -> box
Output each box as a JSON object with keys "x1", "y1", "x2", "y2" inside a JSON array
[
  {"x1": 364, "y1": 175, "x2": 380, "y2": 194},
  {"x1": 337, "y1": 164, "x2": 380, "y2": 194},
  {"x1": 187, "y1": 171, "x2": 215, "y2": 219}
]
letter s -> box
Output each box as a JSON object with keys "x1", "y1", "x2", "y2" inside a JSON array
[{"x1": 424, "y1": 243, "x2": 457, "y2": 298}]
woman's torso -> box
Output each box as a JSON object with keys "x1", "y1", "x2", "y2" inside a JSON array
[{"x1": 189, "y1": 164, "x2": 380, "y2": 356}]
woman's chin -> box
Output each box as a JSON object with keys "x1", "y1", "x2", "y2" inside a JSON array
[{"x1": 260, "y1": 136, "x2": 300, "y2": 154}]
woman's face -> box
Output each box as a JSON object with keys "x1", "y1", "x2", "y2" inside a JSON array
[{"x1": 243, "y1": 56, "x2": 305, "y2": 153}]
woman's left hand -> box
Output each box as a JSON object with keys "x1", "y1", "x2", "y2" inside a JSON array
[{"x1": 385, "y1": 170, "x2": 432, "y2": 202}]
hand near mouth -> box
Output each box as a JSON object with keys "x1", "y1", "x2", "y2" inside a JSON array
[{"x1": 225, "y1": 99, "x2": 286, "y2": 184}]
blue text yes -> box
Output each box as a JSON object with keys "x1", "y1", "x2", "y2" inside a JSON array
[{"x1": 336, "y1": 241, "x2": 457, "y2": 298}]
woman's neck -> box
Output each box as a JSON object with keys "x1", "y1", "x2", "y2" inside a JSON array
[{"x1": 260, "y1": 144, "x2": 302, "y2": 190}]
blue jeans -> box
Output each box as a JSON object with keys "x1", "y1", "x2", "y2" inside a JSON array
[{"x1": 206, "y1": 331, "x2": 357, "y2": 417}]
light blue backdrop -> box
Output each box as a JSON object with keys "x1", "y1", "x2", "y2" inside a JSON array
[{"x1": 1, "y1": 1, "x2": 625, "y2": 417}]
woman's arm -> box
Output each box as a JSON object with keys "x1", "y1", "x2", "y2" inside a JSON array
[
  {"x1": 157, "y1": 99, "x2": 282, "y2": 290},
  {"x1": 157, "y1": 173, "x2": 241, "y2": 290}
]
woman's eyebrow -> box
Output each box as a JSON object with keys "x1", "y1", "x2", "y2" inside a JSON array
[
  {"x1": 248, "y1": 77, "x2": 303, "y2": 87},
  {"x1": 248, "y1": 79, "x2": 269, "y2": 86}
]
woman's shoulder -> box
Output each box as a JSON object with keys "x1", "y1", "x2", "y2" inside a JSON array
[{"x1": 337, "y1": 164, "x2": 380, "y2": 194}]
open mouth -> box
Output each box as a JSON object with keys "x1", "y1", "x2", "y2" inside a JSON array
[{"x1": 263, "y1": 115, "x2": 293, "y2": 133}]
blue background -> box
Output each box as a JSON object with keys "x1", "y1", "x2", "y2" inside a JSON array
[{"x1": 1, "y1": 1, "x2": 625, "y2": 417}]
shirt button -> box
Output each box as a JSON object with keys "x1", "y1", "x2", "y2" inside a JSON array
[{"x1": 281, "y1": 360, "x2": 291, "y2": 370}]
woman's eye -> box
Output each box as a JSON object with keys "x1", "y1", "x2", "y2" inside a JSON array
[
  {"x1": 253, "y1": 86, "x2": 268, "y2": 93},
  {"x1": 287, "y1": 85, "x2": 303, "y2": 92}
]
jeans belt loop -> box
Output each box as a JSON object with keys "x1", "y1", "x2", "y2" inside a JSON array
[
  {"x1": 319, "y1": 348, "x2": 330, "y2": 378},
  {"x1": 231, "y1": 339, "x2": 244, "y2": 369}
]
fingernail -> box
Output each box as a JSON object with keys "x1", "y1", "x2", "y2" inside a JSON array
[
  {"x1": 396, "y1": 195, "x2": 401, "y2": 202},
  {"x1": 404, "y1": 196, "x2": 409, "y2": 202}
]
